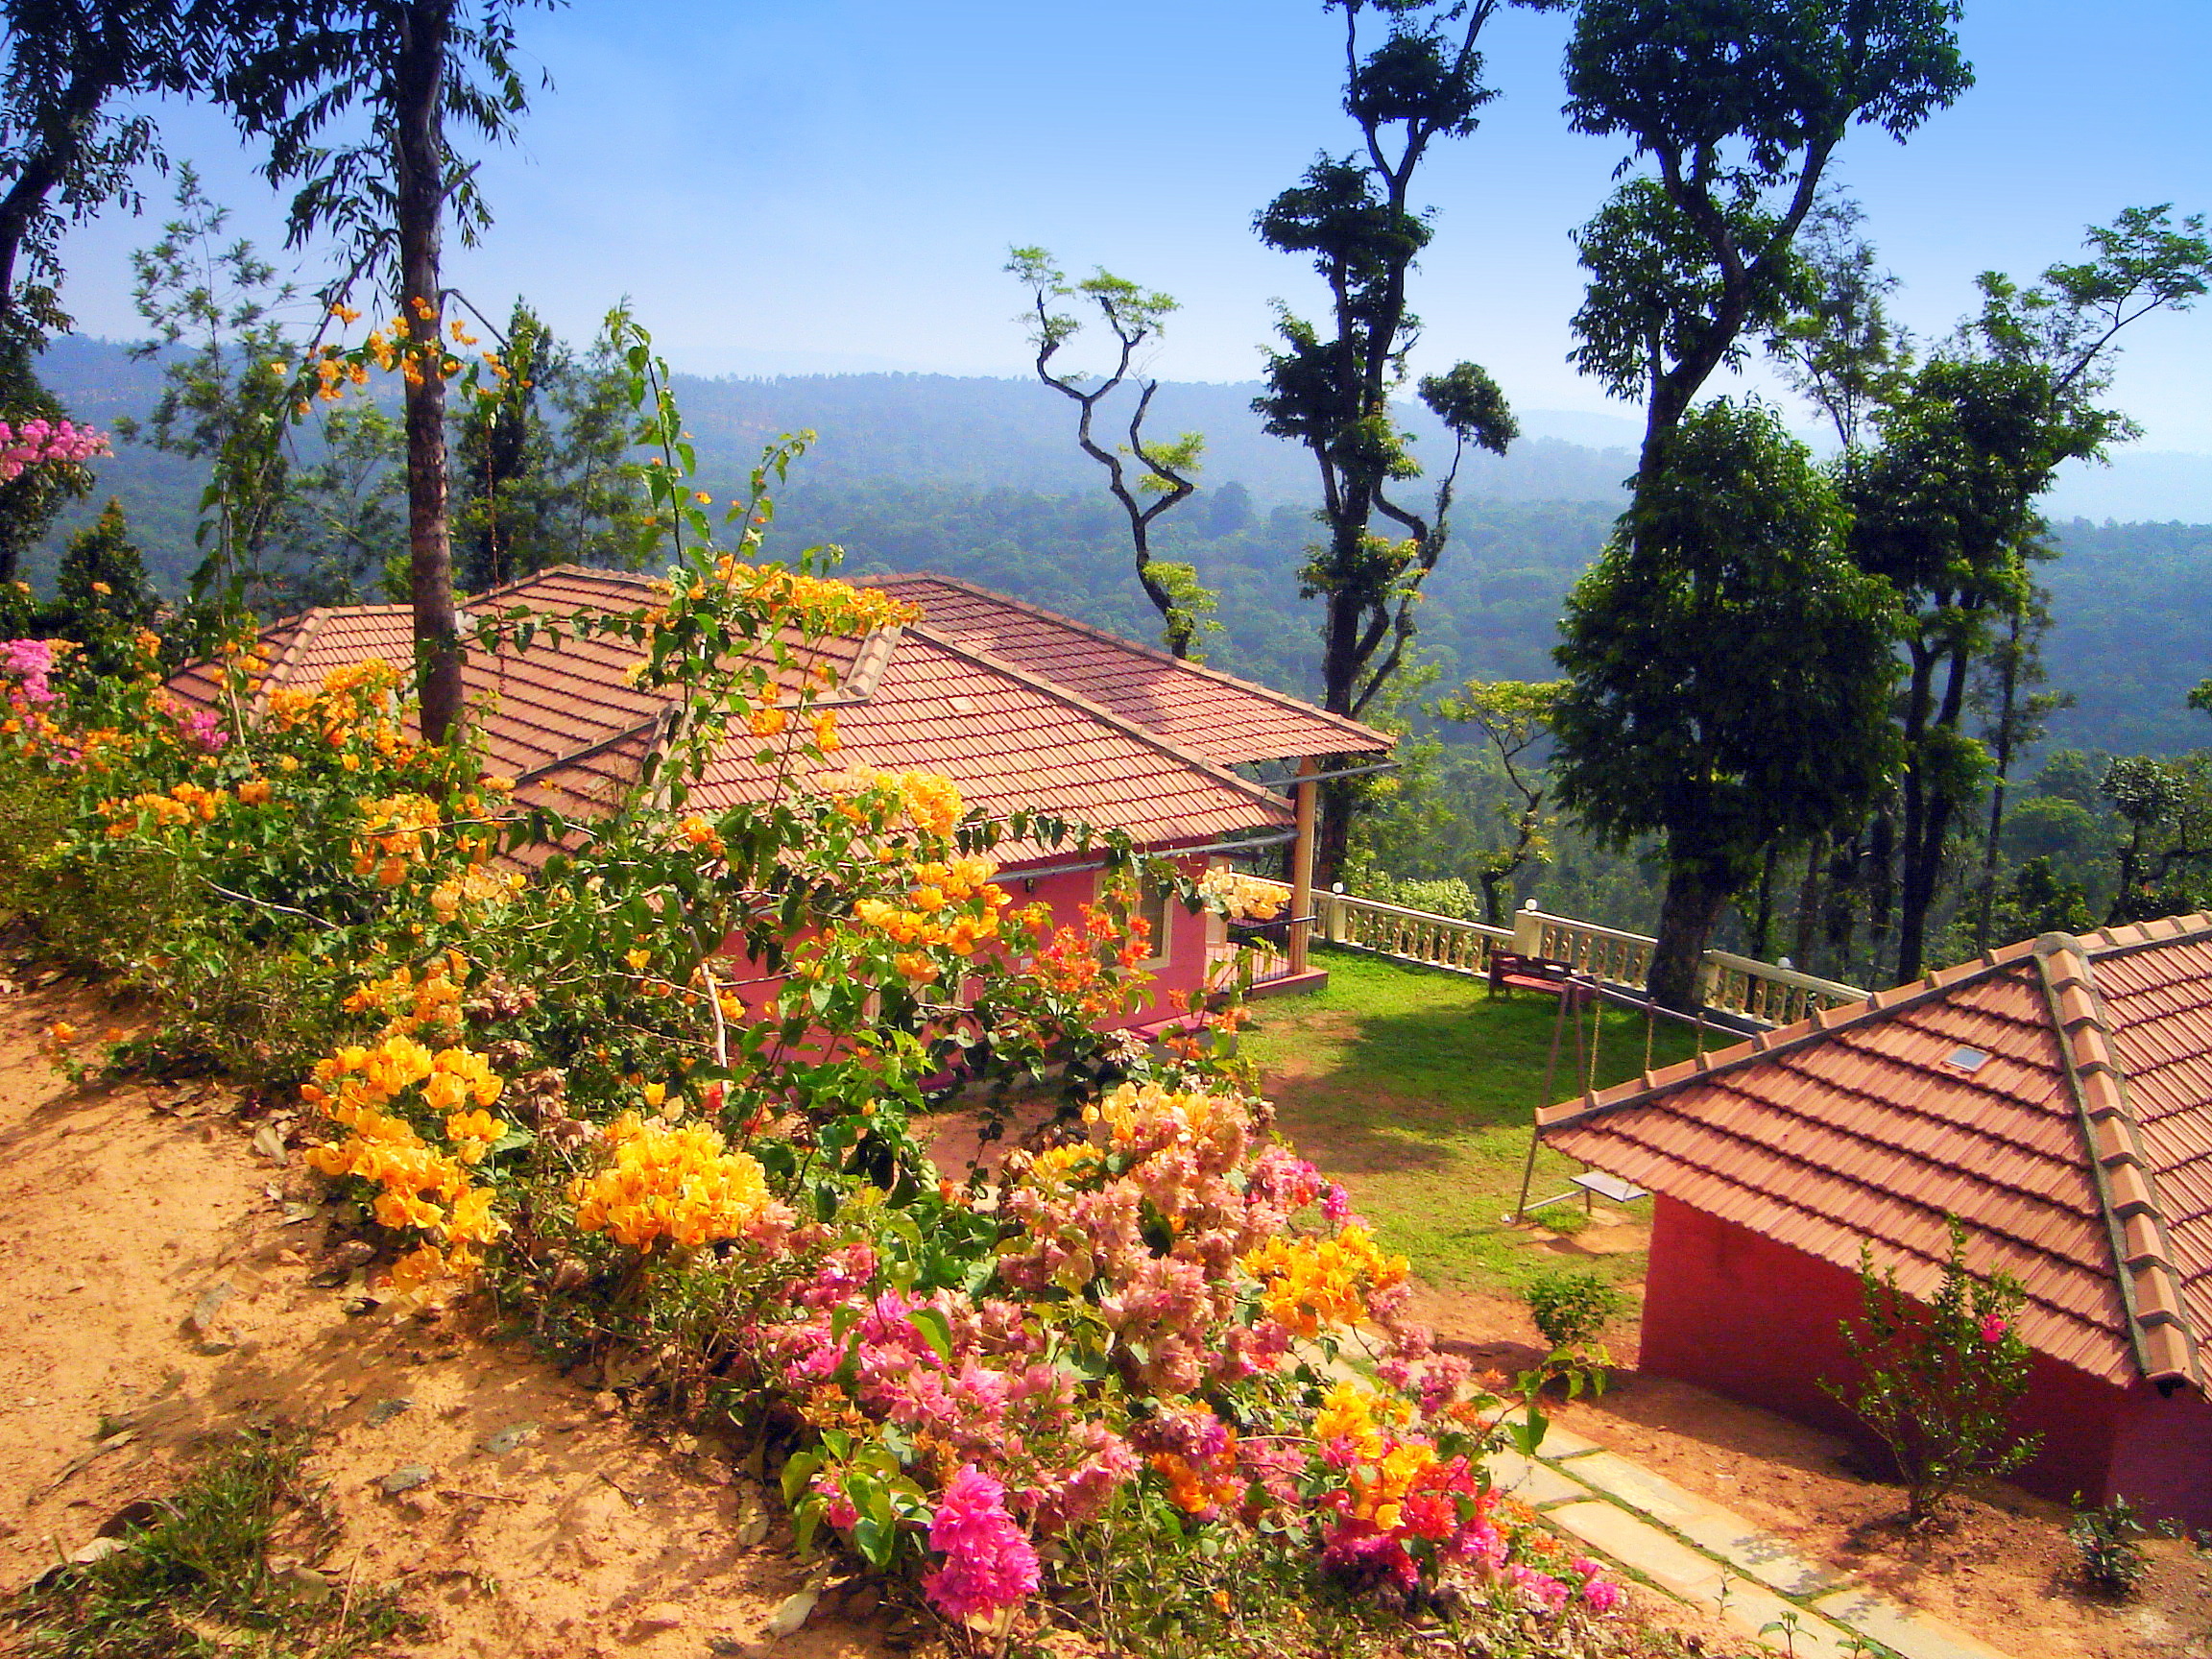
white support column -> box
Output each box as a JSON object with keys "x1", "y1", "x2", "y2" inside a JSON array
[{"x1": 1288, "y1": 757, "x2": 1318, "y2": 975}]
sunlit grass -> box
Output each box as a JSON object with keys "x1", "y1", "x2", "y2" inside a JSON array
[{"x1": 1240, "y1": 947, "x2": 1697, "y2": 1294}]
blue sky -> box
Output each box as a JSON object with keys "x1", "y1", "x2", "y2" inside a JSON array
[{"x1": 52, "y1": 0, "x2": 2212, "y2": 449}]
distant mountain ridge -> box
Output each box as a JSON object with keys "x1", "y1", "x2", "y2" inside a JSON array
[{"x1": 17, "y1": 338, "x2": 2212, "y2": 761}]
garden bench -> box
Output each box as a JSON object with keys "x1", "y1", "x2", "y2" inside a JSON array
[
  {"x1": 1526, "y1": 1168, "x2": 1650, "y2": 1219},
  {"x1": 1486, "y1": 950, "x2": 1588, "y2": 1002}
]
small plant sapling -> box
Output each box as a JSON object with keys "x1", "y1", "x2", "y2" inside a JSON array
[
  {"x1": 1522, "y1": 1265, "x2": 1625, "y2": 1350},
  {"x1": 1822, "y1": 1216, "x2": 2041, "y2": 1523},
  {"x1": 2069, "y1": 1493, "x2": 2150, "y2": 1596}
]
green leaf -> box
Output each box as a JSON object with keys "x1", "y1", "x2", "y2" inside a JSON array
[
  {"x1": 780, "y1": 1451, "x2": 821, "y2": 1508},
  {"x1": 906, "y1": 1306, "x2": 953, "y2": 1365}
]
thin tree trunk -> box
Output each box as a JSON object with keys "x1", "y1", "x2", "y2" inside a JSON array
[
  {"x1": 1749, "y1": 843, "x2": 1778, "y2": 961},
  {"x1": 1792, "y1": 833, "x2": 1825, "y2": 975},
  {"x1": 1976, "y1": 608, "x2": 2026, "y2": 951},
  {"x1": 1647, "y1": 856, "x2": 1731, "y2": 1014},
  {"x1": 1866, "y1": 810, "x2": 1895, "y2": 986},
  {"x1": 1897, "y1": 637, "x2": 1977, "y2": 981},
  {"x1": 397, "y1": 0, "x2": 463, "y2": 746}
]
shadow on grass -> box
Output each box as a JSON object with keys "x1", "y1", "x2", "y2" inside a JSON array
[
  {"x1": 1251, "y1": 953, "x2": 1696, "y2": 1175},
  {"x1": 1241, "y1": 950, "x2": 1701, "y2": 1290}
]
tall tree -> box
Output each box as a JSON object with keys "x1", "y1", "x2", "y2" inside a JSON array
[
  {"x1": 1255, "y1": 0, "x2": 1528, "y2": 880},
  {"x1": 282, "y1": 402, "x2": 406, "y2": 602},
  {"x1": 542, "y1": 309, "x2": 650, "y2": 570},
  {"x1": 1562, "y1": 0, "x2": 1971, "y2": 487},
  {"x1": 1431, "y1": 677, "x2": 1560, "y2": 924},
  {"x1": 0, "y1": 0, "x2": 276, "y2": 346},
  {"x1": 1008, "y1": 248, "x2": 1212, "y2": 659},
  {"x1": 47, "y1": 495, "x2": 156, "y2": 674},
  {"x1": 451, "y1": 295, "x2": 562, "y2": 592},
  {"x1": 1841, "y1": 206, "x2": 2212, "y2": 981},
  {"x1": 1559, "y1": 0, "x2": 1967, "y2": 1000},
  {"x1": 1765, "y1": 194, "x2": 1912, "y2": 450},
  {"x1": 224, "y1": 0, "x2": 542, "y2": 743},
  {"x1": 115, "y1": 167, "x2": 299, "y2": 610},
  {"x1": 1551, "y1": 399, "x2": 1903, "y2": 1011}
]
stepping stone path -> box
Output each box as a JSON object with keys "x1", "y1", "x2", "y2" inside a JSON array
[{"x1": 1485, "y1": 1416, "x2": 2015, "y2": 1659}]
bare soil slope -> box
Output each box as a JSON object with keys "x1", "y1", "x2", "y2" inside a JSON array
[{"x1": 0, "y1": 965, "x2": 904, "y2": 1659}]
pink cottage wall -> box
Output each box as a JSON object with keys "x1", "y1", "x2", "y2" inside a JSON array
[
  {"x1": 1639, "y1": 1196, "x2": 2212, "y2": 1527},
  {"x1": 714, "y1": 849, "x2": 1217, "y2": 1032}
]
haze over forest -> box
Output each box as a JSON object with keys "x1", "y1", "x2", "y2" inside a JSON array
[{"x1": 27, "y1": 337, "x2": 2212, "y2": 762}]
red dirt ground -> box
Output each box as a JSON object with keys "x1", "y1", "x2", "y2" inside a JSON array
[
  {"x1": 0, "y1": 962, "x2": 911, "y2": 1659},
  {"x1": 1400, "y1": 1262, "x2": 2212, "y2": 1659}
]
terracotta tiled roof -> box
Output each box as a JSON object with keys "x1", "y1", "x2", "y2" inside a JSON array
[
  {"x1": 865, "y1": 573, "x2": 1393, "y2": 769},
  {"x1": 1540, "y1": 916, "x2": 2212, "y2": 1390},
  {"x1": 165, "y1": 566, "x2": 1340, "y2": 858},
  {"x1": 688, "y1": 630, "x2": 1293, "y2": 856}
]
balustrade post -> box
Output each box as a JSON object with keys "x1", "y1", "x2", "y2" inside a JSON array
[
  {"x1": 1512, "y1": 902, "x2": 1543, "y2": 957},
  {"x1": 1287, "y1": 757, "x2": 1318, "y2": 975}
]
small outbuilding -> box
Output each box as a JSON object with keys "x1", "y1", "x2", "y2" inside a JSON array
[
  {"x1": 167, "y1": 567, "x2": 1390, "y2": 1030},
  {"x1": 1539, "y1": 916, "x2": 2212, "y2": 1527}
]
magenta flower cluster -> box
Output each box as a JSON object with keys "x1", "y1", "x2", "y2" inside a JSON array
[
  {"x1": 0, "y1": 418, "x2": 107, "y2": 480},
  {"x1": 2, "y1": 638, "x2": 60, "y2": 709},
  {"x1": 921, "y1": 1466, "x2": 1041, "y2": 1621}
]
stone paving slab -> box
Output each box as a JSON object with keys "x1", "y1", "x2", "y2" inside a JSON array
[
  {"x1": 1810, "y1": 1587, "x2": 2015, "y2": 1659},
  {"x1": 1564, "y1": 1451, "x2": 1713, "y2": 1527},
  {"x1": 1481, "y1": 1450, "x2": 1594, "y2": 1508},
  {"x1": 1668, "y1": 1506, "x2": 1850, "y2": 1599},
  {"x1": 1544, "y1": 1501, "x2": 1732, "y2": 1601}
]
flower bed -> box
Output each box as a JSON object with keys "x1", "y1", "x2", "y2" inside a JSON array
[{"x1": 0, "y1": 325, "x2": 1649, "y2": 1657}]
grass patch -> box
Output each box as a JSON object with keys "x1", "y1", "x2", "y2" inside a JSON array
[
  {"x1": 1240, "y1": 947, "x2": 1700, "y2": 1295},
  {"x1": 5, "y1": 1428, "x2": 416, "y2": 1659}
]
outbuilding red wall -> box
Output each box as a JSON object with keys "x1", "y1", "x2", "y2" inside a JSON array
[
  {"x1": 714, "y1": 850, "x2": 1216, "y2": 1033},
  {"x1": 1638, "y1": 1196, "x2": 2211, "y2": 1526}
]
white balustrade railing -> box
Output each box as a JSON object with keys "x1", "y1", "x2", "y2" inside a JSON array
[
  {"x1": 1698, "y1": 949, "x2": 1867, "y2": 1026},
  {"x1": 1234, "y1": 878, "x2": 1868, "y2": 1026}
]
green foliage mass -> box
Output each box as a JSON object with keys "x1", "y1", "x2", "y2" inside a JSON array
[{"x1": 1823, "y1": 1215, "x2": 2040, "y2": 1524}]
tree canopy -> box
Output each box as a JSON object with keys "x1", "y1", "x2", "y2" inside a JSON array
[{"x1": 1551, "y1": 398, "x2": 1903, "y2": 1007}]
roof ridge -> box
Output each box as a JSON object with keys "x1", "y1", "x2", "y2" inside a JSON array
[
  {"x1": 831, "y1": 623, "x2": 901, "y2": 703},
  {"x1": 1535, "y1": 944, "x2": 2038, "y2": 1131},
  {"x1": 2032, "y1": 934, "x2": 2204, "y2": 1390},
  {"x1": 870, "y1": 571, "x2": 1390, "y2": 754},
  {"x1": 903, "y1": 628, "x2": 1293, "y2": 824},
  {"x1": 251, "y1": 608, "x2": 331, "y2": 721},
  {"x1": 473, "y1": 564, "x2": 658, "y2": 609},
  {"x1": 512, "y1": 711, "x2": 664, "y2": 794},
  {"x1": 2080, "y1": 910, "x2": 2212, "y2": 960}
]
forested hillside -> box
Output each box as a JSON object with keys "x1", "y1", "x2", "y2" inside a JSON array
[{"x1": 23, "y1": 340, "x2": 2211, "y2": 761}]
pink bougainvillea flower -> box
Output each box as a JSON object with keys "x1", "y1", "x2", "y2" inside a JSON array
[
  {"x1": 921, "y1": 1465, "x2": 1039, "y2": 1621},
  {"x1": 1979, "y1": 1313, "x2": 2008, "y2": 1344}
]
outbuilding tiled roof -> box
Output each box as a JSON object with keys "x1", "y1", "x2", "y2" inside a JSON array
[
  {"x1": 166, "y1": 566, "x2": 1386, "y2": 859},
  {"x1": 864, "y1": 574, "x2": 1392, "y2": 769},
  {"x1": 1540, "y1": 916, "x2": 2212, "y2": 1391}
]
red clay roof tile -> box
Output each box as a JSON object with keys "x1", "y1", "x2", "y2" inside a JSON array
[
  {"x1": 168, "y1": 566, "x2": 1327, "y2": 865},
  {"x1": 1543, "y1": 920, "x2": 2212, "y2": 1391}
]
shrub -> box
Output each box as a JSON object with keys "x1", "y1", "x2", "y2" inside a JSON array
[
  {"x1": 0, "y1": 322, "x2": 1646, "y2": 1652},
  {"x1": 1521, "y1": 1266, "x2": 1624, "y2": 1350},
  {"x1": 1822, "y1": 1215, "x2": 2042, "y2": 1523},
  {"x1": 2069, "y1": 1494, "x2": 2150, "y2": 1596}
]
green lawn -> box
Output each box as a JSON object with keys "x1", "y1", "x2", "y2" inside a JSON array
[{"x1": 1238, "y1": 947, "x2": 1699, "y2": 1295}]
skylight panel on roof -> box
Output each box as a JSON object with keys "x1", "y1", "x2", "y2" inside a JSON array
[{"x1": 1944, "y1": 1046, "x2": 1990, "y2": 1073}]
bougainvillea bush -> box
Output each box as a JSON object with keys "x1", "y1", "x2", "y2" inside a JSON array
[{"x1": 0, "y1": 321, "x2": 1638, "y2": 1657}]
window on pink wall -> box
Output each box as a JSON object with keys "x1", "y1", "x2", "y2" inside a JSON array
[
  {"x1": 1137, "y1": 878, "x2": 1172, "y2": 970},
  {"x1": 1096, "y1": 869, "x2": 1173, "y2": 971}
]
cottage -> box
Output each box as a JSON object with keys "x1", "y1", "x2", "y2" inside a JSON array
[
  {"x1": 167, "y1": 566, "x2": 1390, "y2": 1030},
  {"x1": 1538, "y1": 916, "x2": 2212, "y2": 1528}
]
